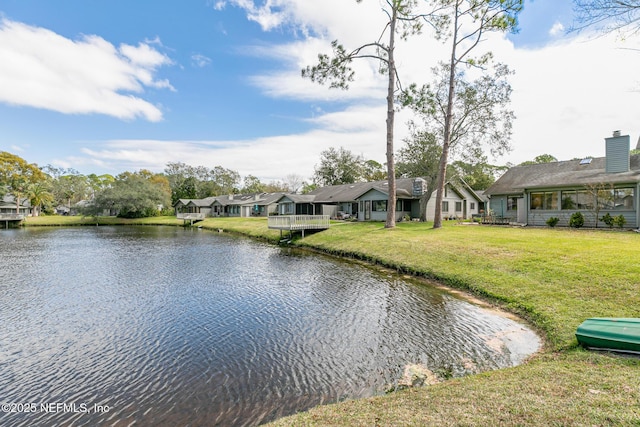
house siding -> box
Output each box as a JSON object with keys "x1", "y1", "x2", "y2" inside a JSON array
[
  {"x1": 356, "y1": 189, "x2": 416, "y2": 222},
  {"x1": 527, "y1": 209, "x2": 637, "y2": 228},
  {"x1": 425, "y1": 184, "x2": 474, "y2": 221},
  {"x1": 605, "y1": 134, "x2": 630, "y2": 173},
  {"x1": 489, "y1": 186, "x2": 639, "y2": 228},
  {"x1": 488, "y1": 195, "x2": 518, "y2": 221}
]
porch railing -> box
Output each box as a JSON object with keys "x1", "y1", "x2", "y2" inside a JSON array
[
  {"x1": 268, "y1": 215, "x2": 330, "y2": 230},
  {"x1": 0, "y1": 213, "x2": 25, "y2": 220},
  {"x1": 177, "y1": 213, "x2": 205, "y2": 220}
]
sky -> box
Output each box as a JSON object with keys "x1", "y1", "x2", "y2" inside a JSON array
[{"x1": 1, "y1": 0, "x2": 639, "y2": 184}]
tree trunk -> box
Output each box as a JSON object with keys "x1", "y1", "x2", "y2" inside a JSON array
[
  {"x1": 433, "y1": 1, "x2": 460, "y2": 229},
  {"x1": 385, "y1": 4, "x2": 398, "y2": 229}
]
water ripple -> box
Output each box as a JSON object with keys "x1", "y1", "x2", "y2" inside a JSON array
[{"x1": 0, "y1": 227, "x2": 539, "y2": 426}]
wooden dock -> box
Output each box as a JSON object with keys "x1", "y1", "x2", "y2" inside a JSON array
[
  {"x1": 268, "y1": 215, "x2": 330, "y2": 239},
  {"x1": 177, "y1": 212, "x2": 205, "y2": 225},
  {"x1": 1, "y1": 213, "x2": 25, "y2": 229}
]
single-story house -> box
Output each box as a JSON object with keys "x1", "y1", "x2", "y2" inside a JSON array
[
  {"x1": 425, "y1": 181, "x2": 487, "y2": 221},
  {"x1": 0, "y1": 194, "x2": 32, "y2": 217},
  {"x1": 275, "y1": 194, "x2": 316, "y2": 215},
  {"x1": 485, "y1": 131, "x2": 640, "y2": 228},
  {"x1": 172, "y1": 178, "x2": 486, "y2": 223},
  {"x1": 274, "y1": 177, "x2": 485, "y2": 222},
  {"x1": 174, "y1": 193, "x2": 283, "y2": 218}
]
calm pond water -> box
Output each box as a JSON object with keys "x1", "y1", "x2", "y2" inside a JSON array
[{"x1": 0, "y1": 226, "x2": 539, "y2": 426}]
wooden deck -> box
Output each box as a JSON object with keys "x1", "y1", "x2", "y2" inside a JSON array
[
  {"x1": 481, "y1": 216, "x2": 511, "y2": 225},
  {"x1": 268, "y1": 215, "x2": 330, "y2": 239},
  {"x1": 1, "y1": 213, "x2": 25, "y2": 228},
  {"x1": 177, "y1": 212, "x2": 205, "y2": 225}
]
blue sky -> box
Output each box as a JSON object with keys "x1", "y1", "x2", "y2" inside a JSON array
[{"x1": 1, "y1": 0, "x2": 639, "y2": 183}]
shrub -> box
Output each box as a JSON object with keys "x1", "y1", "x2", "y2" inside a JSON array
[
  {"x1": 569, "y1": 212, "x2": 584, "y2": 228},
  {"x1": 613, "y1": 214, "x2": 627, "y2": 228},
  {"x1": 600, "y1": 212, "x2": 614, "y2": 228},
  {"x1": 546, "y1": 217, "x2": 559, "y2": 228}
]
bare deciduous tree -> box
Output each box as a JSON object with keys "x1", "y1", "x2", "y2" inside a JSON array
[{"x1": 572, "y1": 0, "x2": 640, "y2": 35}]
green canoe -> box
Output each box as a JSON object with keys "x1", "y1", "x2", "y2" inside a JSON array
[{"x1": 576, "y1": 318, "x2": 640, "y2": 354}]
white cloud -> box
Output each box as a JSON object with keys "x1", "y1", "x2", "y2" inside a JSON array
[
  {"x1": 549, "y1": 21, "x2": 565, "y2": 37},
  {"x1": 60, "y1": 2, "x2": 640, "y2": 180},
  {"x1": 68, "y1": 103, "x2": 393, "y2": 182},
  {"x1": 232, "y1": 1, "x2": 640, "y2": 167},
  {"x1": 191, "y1": 53, "x2": 212, "y2": 68},
  {"x1": 504, "y1": 32, "x2": 640, "y2": 163},
  {"x1": 0, "y1": 18, "x2": 173, "y2": 122}
]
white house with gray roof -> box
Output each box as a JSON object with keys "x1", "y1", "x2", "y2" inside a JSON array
[{"x1": 485, "y1": 131, "x2": 640, "y2": 228}]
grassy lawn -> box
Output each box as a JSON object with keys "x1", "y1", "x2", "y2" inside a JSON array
[
  {"x1": 23, "y1": 215, "x2": 185, "y2": 227},
  {"x1": 20, "y1": 216, "x2": 640, "y2": 425}
]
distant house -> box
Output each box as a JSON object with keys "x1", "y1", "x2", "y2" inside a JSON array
[
  {"x1": 275, "y1": 177, "x2": 485, "y2": 222},
  {"x1": 350, "y1": 179, "x2": 419, "y2": 221},
  {"x1": 173, "y1": 178, "x2": 486, "y2": 223},
  {"x1": 174, "y1": 193, "x2": 283, "y2": 218},
  {"x1": 485, "y1": 131, "x2": 640, "y2": 228},
  {"x1": 275, "y1": 194, "x2": 316, "y2": 215},
  {"x1": 425, "y1": 181, "x2": 487, "y2": 221},
  {"x1": 0, "y1": 194, "x2": 32, "y2": 217}
]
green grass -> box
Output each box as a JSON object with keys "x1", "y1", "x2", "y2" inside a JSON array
[
  {"x1": 19, "y1": 216, "x2": 640, "y2": 425},
  {"x1": 23, "y1": 215, "x2": 186, "y2": 227}
]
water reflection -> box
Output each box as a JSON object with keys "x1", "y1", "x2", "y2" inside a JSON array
[{"x1": 0, "y1": 227, "x2": 539, "y2": 426}]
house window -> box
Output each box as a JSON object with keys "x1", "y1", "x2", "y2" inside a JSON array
[
  {"x1": 373, "y1": 200, "x2": 387, "y2": 212},
  {"x1": 470, "y1": 202, "x2": 475, "y2": 210},
  {"x1": 613, "y1": 188, "x2": 635, "y2": 210},
  {"x1": 442, "y1": 201, "x2": 449, "y2": 212},
  {"x1": 530, "y1": 192, "x2": 558, "y2": 210},
  {"x1": 455, "y1": 201, "x2": 462, "y2": 212},
  {"x1": 561, "y1": 190, "x2": 592, "y2": 210},
  {"x1": 396, "y1": 200, "x2": 412, "y2": 211},
  {"x1": 507, "y1": 197, "x2": 518, "y2": 211}
]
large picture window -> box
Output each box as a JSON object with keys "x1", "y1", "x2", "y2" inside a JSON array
[
  {"x1": 530, "y1": 192, "x2": 558, "y2": 210},
  {"x1": 561, "y1": 190, "x2": 593, "y2": 210},
  {"x1": 613, "y1": 188, "x2": 635, "y2": 209},
  {"x1": 373, "y1": 200, "x2": 387, "y2": 212},
  {"x1": 560, "y1": 188, "x2": 635, "y2": 211}
]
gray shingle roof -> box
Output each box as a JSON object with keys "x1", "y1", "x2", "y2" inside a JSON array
[
  {"x1": 485, "y1": 154, "x2": 640, "y2": 196},
  {"x1": 307, "y1": 178, "x2": 422, "y2": 202},
  {"x1": 214, "y1": 192, "x2": 285, "y2": 206}
]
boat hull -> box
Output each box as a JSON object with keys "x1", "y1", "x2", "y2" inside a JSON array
[{"x1": 576, "y1": 318, "x2": 640, "y2": 354}]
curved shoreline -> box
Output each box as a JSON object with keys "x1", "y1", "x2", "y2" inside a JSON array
[{"x1": 18, "y1": 216, "x2": 640, "y2": 425}]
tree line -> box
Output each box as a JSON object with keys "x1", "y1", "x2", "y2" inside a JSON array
[
  {"x1": 0, "y1": 145, "x2": 509, "y2": 220},
  {"x1": 0, "y1": 152, "x2": 305, "y2": 218}
]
